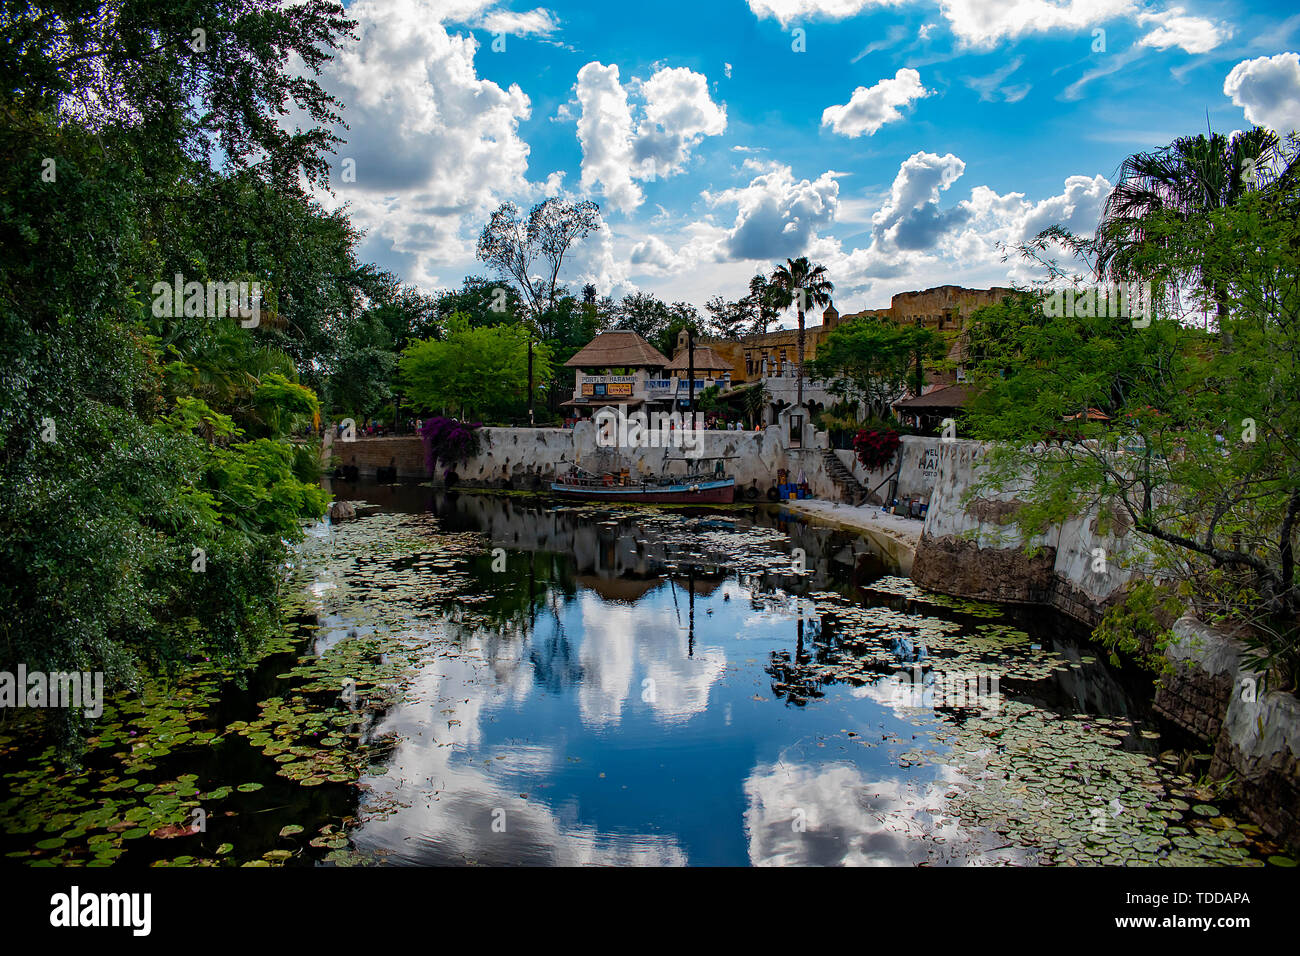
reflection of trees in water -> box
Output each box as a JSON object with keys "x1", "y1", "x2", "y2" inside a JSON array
[
  {"x1": 441, "y1": 551, "x2": 578, "y2": 641},
  {"x1": 529, "y1": 630, "x2": 584, "y2": 695},
  {"x1": 766, "y1": 616, "x2": 827, "y2": 706},
  {"x1": 422, "y1": 490, "x2": 893, "y2": 591},
  {"x1": 765, "y1": 611, "x2": 947, "y2": 708},
  {"x1": 331, "y1": 483, "x2": 898, "y2": 594}
]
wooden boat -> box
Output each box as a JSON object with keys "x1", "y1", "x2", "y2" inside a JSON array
[{"x1": 551, "y1": 470, "x2": 735, "y2": 504}]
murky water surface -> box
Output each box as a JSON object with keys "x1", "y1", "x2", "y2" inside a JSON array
[{"x1": 1, "y1": 483, "x2": 1289, "y2": 866}]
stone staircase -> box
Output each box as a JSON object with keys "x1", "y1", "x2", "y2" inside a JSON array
[{"x1": 821, "y1": 448, "x2": 867, "y2": 505}]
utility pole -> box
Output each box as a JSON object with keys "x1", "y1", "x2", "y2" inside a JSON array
[
  {"x1": 527, "y1": 328, "x2": 535, "y2": 427},
  {"x1": 687, "y1": 324, "x2": 696, "y2": 424}
]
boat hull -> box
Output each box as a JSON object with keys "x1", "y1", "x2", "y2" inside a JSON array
[{"x1": 550, "y1": 478, "x2": 735, "y2": 504}]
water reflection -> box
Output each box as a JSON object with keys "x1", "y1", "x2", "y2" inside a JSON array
[
  {"x1": 743, "y1": 761, "x2": 1032, "y2": 866},
  {"x1": 306, "y1": 485, "x2": 1240, "y2": 866}
]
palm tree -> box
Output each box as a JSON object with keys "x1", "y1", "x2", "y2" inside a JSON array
[
  {"x1": 1095, "y1": 126, "x2": 1296, "y2": 322},
  {"x1": 770, "y1": 257, "x2": 833, "y2": 405}
]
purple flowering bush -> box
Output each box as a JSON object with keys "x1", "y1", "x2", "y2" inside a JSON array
[{"x1": 419, "y1": 416, "x2": 482, "y2": 476}]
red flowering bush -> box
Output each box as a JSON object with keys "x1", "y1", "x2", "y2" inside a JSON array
[
  {"x1": 419, "y1": 416, "x2": 482, "y2": 476},
  {"x1": 853, "y1": 427, "x2": 901, "y2": 471}
]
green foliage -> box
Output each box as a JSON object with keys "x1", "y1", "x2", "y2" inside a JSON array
[
  {"x1": 966, "y1": 188, "x2": 1300, "y2": 684},
  {"x1": 401, "y1": 318, "x2": 553, "y2": 422},
  {"x1": 1092, "y1": 581, "x2": 1182, "y2": 671},
  {"x1": 433, "y1": 276, "x2": 524, "y2": 330},
  {"x1": 0, "y1": 1, "x2": 353, "y2": 753},
  {"x1": 704, "y1": 295, "x2": 752, "y2": 340},
  {"x1": 808, "y1": 319, "x2": 945, "y2": 419}
]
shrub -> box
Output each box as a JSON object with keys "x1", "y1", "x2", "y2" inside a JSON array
[
  {"x1": 419, "y1": 417, "x2": 482, "y2": 476},
  {"x1": 853, "y1": 427, "x2": 902, "y2": 471}
]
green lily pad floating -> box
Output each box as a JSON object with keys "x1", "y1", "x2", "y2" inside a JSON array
[
  {"x1": 215, "y1": 843, "x2": 234, "y2": 856},
  {"x1": 1192, "y1": 804, "x2": 1219, "y2": 817},
  {"x1": 235, "y1": 783, "x2": 263, "y2": 794},
  {"x1": 34, "y1": 838, "x2": 66, "y2": 850},
  {"x1": 262, "y1": 849, "x2": 293, "y2": 862},
  {"x1": 1268, "y1": 855, "x2": 1297, "y2": 867},
  {"x1": 279, "y1": 825, "x2": 304, "y2": 839}
]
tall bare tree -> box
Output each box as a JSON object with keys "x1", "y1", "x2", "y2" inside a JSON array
[{"x1": 476, "y1": 199, "x2": 601, "y2": 422}]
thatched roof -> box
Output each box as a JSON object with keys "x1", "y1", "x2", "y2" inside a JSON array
[
  {"x1": 664, "y1": 345, "x2": 732, "y2": 372},
  {"x1": 565, "y1": 331, "x2": 670, "y2": 368},
  {"x1": 892, "y1": 383, "x2": 977, "y2": 411}
]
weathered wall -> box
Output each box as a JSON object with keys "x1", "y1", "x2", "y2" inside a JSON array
[
  {"x1": 1159, "y1": 616, "x2": 1300, "y2": 852},
  {"x1": 912, "y1": 439, "x2": 1136, "y2": 625},
  {"x1": 1155, "y1": 615, "x2": 1241, "y2": 742},
  {"x1": 911, "y1": 439, "x2": 1300, "y2": 851},
  {"x1": 331, "y1": 436, "x2": 427, "y2": 478},
  {"x1": 333, "y1": 423, "x2": 794, "y2": 494},
  {"x1": 832, "y1": 435, "x2": 945, "y2": 505}
]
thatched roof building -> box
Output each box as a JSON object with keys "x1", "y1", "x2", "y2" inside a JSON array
[
  {"x1": 665, "y1": 345, "x2": 733, "y2": 374},
  {"x1": 565, "y1": 331, "x2": 670, "y2": 369}
]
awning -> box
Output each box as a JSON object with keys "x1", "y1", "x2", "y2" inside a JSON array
[{"x1": 560, "y1": 397, "x2": 646, "y2": 409}]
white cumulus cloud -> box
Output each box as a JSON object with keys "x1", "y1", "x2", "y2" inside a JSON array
[
  {"x1": 1224, "y1": 53, "x2": 1300, "y2": 137},
  {"x1": 872, "y1": 151, "x2": 969, "y2": 251},
  {"x1": 1137, "y1": 7, "x2": 1229, "y2": 53},
  {"x1": 746, "y1": 0, "x2": 902, "y2": 28},
  {"x1": 821, "y1": 68, "x2": 931, "y2": 138},
  {"x1": 703, "y1": 163, "x2": 840, "y2": 261},
  {"x1": 302, "y1": 0, "x2": 537, "y2": 286},
  {"x1": 479, "y1": 7, "x2": 560, "y2": 36},
  {"x1": 574, "y1": 62, "x2": 727, "y2": 213}
]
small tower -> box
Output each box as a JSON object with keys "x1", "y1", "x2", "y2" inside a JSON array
[
  {"x1": 675, "y1": 326, "x2": 690, "y2": 355},
  {"x1": 823, "y1": 301, "x2": 840, "y2": 328}
]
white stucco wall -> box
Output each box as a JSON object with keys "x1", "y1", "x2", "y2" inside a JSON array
[
  {"x1": 454, "y1": 420, "x2": 789, "y2": 494},
  {"x1": 920, "y1": 439, "x2": 1142, "y2": 605},
  {"x1": 830, "y1": 435, "x2": 946, "y2": 505}
]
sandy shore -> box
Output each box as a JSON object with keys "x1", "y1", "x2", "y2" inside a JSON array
[{"x1": 781, "y1": 499, "x2": 923, "y2": 556}]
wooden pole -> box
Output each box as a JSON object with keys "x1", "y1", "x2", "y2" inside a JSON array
[{"x1": 687, "y1": 324, "x2": 695, "y2": 422}]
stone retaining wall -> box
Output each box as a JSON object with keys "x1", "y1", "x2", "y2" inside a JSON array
[
  {"x1": 330, "y1": 435, "x2": 427, "y2": 478},
  {"x1": 331, "y1": 422, "x2": 795, "y2": 492},
  {"x1": 914, "y1": 440, "x2": 1300, "y2": 851},
  {"x1": 1155, "y1": 616, "x2": 1300, "y2": 851},
  {"x1": 1153, "y1": 615, "x2": 1241, "y2": 742},
  {"x1": 913, "y1": 439, "x2": 1135, "y2": 624}
]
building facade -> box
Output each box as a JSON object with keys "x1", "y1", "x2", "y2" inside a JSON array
[{"x1": 563, "y1": 330, "x2": 734, "y2": 420}]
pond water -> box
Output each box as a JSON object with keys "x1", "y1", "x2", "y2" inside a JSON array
[{"x1": 0, "y1": 483, "x2": 1289, "y2": 866}]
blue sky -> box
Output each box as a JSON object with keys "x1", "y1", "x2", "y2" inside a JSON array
[{"x1": 306, "y1": 0, "x2": 1300, "y2": 322}]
